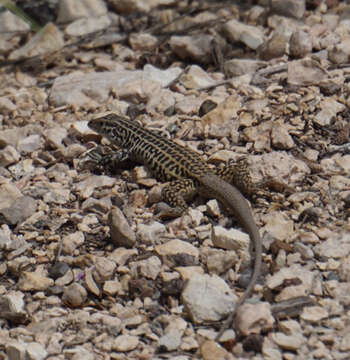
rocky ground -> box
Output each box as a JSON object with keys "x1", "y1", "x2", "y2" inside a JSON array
[{"x1": 0, "y1": 0, "x2": 350, "y2": 359}]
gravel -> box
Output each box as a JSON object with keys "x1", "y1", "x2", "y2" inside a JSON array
[{"x1": 0, "y1": 0, "x2": 349, "y2": 359}]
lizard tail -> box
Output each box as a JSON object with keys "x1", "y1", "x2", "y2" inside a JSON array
[{"x1": 200, "y1": 173, "x2": 262, "y2": 339}]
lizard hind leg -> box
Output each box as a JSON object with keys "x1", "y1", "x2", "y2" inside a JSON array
[
  {"x1": 215, "y1": 158, "x2": 256, "y2": 198},
  {"x1": 159, "y1": 179, "x2": 197, "y2": 218}
]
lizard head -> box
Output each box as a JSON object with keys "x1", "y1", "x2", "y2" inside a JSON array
[
  {"x1": 88, "y1": 114, "x2": 113, "y2": 135},
  {"x1": 88, "y1": 113, "x2": 130, "y2": 147}
]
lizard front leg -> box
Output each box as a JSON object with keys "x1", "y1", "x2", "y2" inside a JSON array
[
  {"x1": 88, "y1": 147, "x2": 133, "y2": 168},
  {"x1": 87, "y1": 146, "x2": 143, "y2": 177}
]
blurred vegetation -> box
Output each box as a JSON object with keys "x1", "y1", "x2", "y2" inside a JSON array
[{"x1": 0, "y1": 0, "x2": 41, "y2": 31}]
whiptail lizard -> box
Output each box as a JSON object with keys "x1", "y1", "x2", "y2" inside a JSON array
[{"x1": 88, "y1": 113, "x2": 262, "y2": 340}]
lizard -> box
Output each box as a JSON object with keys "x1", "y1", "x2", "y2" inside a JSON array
[{"x1": 87, "y1": 112, "x2": 262, "y2": 340}]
